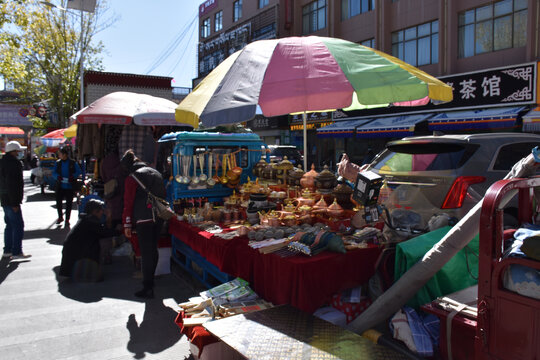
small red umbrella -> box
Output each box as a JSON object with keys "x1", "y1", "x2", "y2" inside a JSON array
[{"x1": 0, "y1": 127, "x2": 24, "y2": 135}]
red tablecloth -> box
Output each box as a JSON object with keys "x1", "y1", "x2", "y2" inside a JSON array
[
  {"x1": 168, "y1": 217, "x2": 245, "y2": 271},
  {"x1": 174, "y1": 311, "x2": 218, "y2": 357},
  {"x1": 169, "y1": 218, "x2": 382, "y2": 313}
]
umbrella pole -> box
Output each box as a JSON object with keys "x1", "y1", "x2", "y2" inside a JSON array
[{"x1": 303, "y1": 112, "x2": 308, "y2": 171}]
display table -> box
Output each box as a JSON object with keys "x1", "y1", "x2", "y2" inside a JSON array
[
  {"x1": 169, "y1": 217, "x2": 382, "y2": 313},
  {"x1": 203, "y1": 305, "x2": 408, "y2": 359}
]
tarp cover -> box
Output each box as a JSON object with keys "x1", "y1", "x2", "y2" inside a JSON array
[{"x1": 394, "y1": 226, "x2": 479, "y2": 308}]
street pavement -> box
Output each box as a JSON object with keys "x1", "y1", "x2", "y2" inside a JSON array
[{"x1": 0, "y1": 171, "x2": 201, "y2": 359}]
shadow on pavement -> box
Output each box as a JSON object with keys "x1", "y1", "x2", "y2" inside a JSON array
[
  {"x1": 53, "y1": 256, "x2": 196, "y2": 305},
  {"x1": 22, "y1": 228, "x2": 68, "y2": 246},
  {"x1": 126, "y1": 300, "x2": 183, "y2": 359},
  {"x1": 0, "y1": 257, "x2": 24, "y2": 285},
  {"x1": 25, "y1": 192, "x2": 55, "y2": 203}
]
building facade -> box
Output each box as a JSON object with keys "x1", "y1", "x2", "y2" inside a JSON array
[{"x1": 196, "y1": 0, "x2": 540, "y2": 168}]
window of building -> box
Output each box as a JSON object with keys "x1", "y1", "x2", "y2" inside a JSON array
[
  {"x1": 361, "y1": 38, "x2": 375, "y2": 48},
  {"x1": 302, "y1": 0, "x2": 327, "y2": 35},
  {"x1": 341, "y1": 0, "x2": 375, "y2": 20},
  {"x1": 201, "y1": 18, "x2": 211, "y2": 38},
  {"x1": 259, "y1": 0, "x2": 269, "y2": 9},
  {"x1": 391, "y1": 20, "x2": 438, "y2": 66},
  {"x1": 214, "y1": 11, "x2": 223, "y2": 32},
  {"x1": 458, "y1": 0, "x2": 527, "y2": 58},
  {"x1": 233, "y1": 0, "x2": 242, "y2": 22}
]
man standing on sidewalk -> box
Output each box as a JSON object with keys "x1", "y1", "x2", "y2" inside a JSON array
[
  {"x1": 53, "y1": 147, "x2": 82, "y2": 227},
  {"x1": 0, "y1": 141, "x2": 30, "y2": 259}
]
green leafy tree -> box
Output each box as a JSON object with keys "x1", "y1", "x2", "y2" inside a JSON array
[{"x1": 0, "y1": 0, "x2": 116, "y2": 126}]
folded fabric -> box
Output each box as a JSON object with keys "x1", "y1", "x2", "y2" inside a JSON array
[
  {"x1": 390, "y1": 309, "x2": 417, "y2": 353},
  {"x1": 521, "y1": 235, "x2": 540, "y2": 261}
]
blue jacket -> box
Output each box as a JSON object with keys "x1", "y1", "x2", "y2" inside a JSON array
[{"x1": 53, "y1": 159, "x2": 82, "y2": 190}]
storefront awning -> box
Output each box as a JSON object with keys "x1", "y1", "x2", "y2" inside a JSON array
[
  {"x1": 428, "y1": 106, "x2": 527, "y2": 131},
  {"x1": 0, "y1": 126, "x2": 24, "y2": 136},
  {"x1": 316, "y1": 118, "x2": 372, "y2": 138},
  {"x1": 355, "y1": 113, "x2": 432, "y2": 138},
  {"x1": 522, "y1": 107, "x2": 540, "y2": 132}
]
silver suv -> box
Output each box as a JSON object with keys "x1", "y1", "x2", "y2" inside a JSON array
[{"x1": 367, "y1": 132, "x2": 540, "y2": 228}]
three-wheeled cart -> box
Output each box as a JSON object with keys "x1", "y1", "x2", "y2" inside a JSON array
[{"x1": 422, "y1": 176, "x2": 540, "y2": 359}]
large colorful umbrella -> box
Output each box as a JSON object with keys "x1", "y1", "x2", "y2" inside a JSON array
[
  {"x1": 73, "y1": 91, "x2": 197, "y2": 127},
  {"x1": 176, "y1": 36, "x2": 453, "y2": 127},
  {"x1": 176, "y1": 36, "x2": 453, "y2": 170}
]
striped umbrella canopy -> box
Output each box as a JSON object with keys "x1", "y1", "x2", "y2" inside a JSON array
[
  {"x1": 176, "y1": 36, "x2": 453, "y2": 129},
  {"x1": 40, "y1": 128, "x2": 67, "y2": 147},
  {"x1": 73, "y1": 92, "x2": 197, "y2": 127}
]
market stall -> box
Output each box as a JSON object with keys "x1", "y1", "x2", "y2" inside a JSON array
[{"x1": 171, "y1": 35, "x2": 455, "y2": 359}]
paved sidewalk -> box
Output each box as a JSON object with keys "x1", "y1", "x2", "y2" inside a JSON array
[{"x1": 0, "y1": 172, "x2": 199, "y2": 359}]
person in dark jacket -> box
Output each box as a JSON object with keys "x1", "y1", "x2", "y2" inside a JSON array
[
  {"x1": 53, "y1": 147, "x2": 82, "y2": 227},
  {"x1": 59, "y1": 199, "x2": 118, "y2": 280},
  {"x1": 121, "y1": 149, "x2": 166, "y2": 299},
  {"x1": 0, "y1": 141, "x2": 30, "y2": 259}
]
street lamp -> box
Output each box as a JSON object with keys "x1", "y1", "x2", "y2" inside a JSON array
[{"x1": 39, "y1": 0, "x2": 95, "y2": 110}]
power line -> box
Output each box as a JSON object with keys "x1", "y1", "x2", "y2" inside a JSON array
[
  {"x1": 145, "y1": 11, "x2": 198, "y2": 74},
  {"x1": 167, "y1": 16, "x2": 197, "y2": 77}
]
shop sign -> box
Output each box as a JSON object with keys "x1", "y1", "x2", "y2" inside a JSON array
[
  {"x1": 290, "y1": 121, "x2": 333, "y2": 131},
  {"x1": 0, "y1": 104, "x2": 33, "y2": 126},
  {"x1": 440, "y1": 62, "x2": 536, "y2": 109},
  {"x1": 247, "y1": 116, "x2": 287, "y2": 130},
  {"x1": 199, "y1": 0, "x2": 218, "y2": 16},
  {"x1": 290, "y1": 112, "x2": 332, "y2": 124}
]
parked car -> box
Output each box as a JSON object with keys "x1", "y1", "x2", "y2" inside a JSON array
[
  {"x1": 366, "y1": 132, "x2": 540, "y2": 228},
  {"x1": 268, "y1": 145, "x2": 303, "y2": 166}
]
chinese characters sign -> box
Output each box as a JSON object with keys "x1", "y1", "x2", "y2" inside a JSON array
[
  {"x1": 199, "y1": 0, "x2": 218, "y2": 16},
  {"x1": 442, "y1": 63, "x2": 536, "y2": 108}
]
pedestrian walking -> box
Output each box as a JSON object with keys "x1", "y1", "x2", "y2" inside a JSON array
[
  {"x1": 53, "y1": 147, "x2": 82, "y2": 227},
  {"x1": 59, "y1": 199, "x2": 119, "y2": 281},
  {"x1": 121, "y1": 149, "x2": 166, "y2": 299},
  {"x1": 0, "y1": 141, "x2": 30, "y2": 259}
]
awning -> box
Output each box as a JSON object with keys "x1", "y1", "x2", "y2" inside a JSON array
[
  {"x1": 0, "y1": 126, "x2": 24, "y2": 136},
  {"x1": 317, "y1": 118, "x2": 372, "y2": 138},
  {"x1": 355, "y1": 113, "x2": 432, "y2": 138},
  {"x1": 428, "y1": 106, "x2": 527, "y2": 131},
  {"x1": 522, "y1": 106, "x2": 540, "y2": 132}
]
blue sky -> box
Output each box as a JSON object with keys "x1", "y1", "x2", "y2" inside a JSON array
[{"x1": 93, "y1": 0, "x2": 201, "y2": 88}]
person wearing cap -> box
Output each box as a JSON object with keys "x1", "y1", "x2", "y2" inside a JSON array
[
  {"x1": 53, "y1": 147, "x2": 82, "y2": 227},
  {"x1": 0, "y1": 141, "x2": 30, "y2": 259},
  {"x1": 58, "y1": 199, "x2": 119, "y2": 280}
]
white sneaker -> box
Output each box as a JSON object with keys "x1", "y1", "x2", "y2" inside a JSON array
[
  {"x1": 2, "y1": 253, "x2": 12, "y2": 258},
  {"x1": 11, "y1": 254, "x2": 31, "y2": 259}
]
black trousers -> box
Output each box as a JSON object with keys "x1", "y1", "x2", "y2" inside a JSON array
[
  {"x1": 56, "y1": 187, "x2": 74, "y2": 220},
  {"x1": 136, "y1": 220, "x2": 163, "y2": 289}
]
